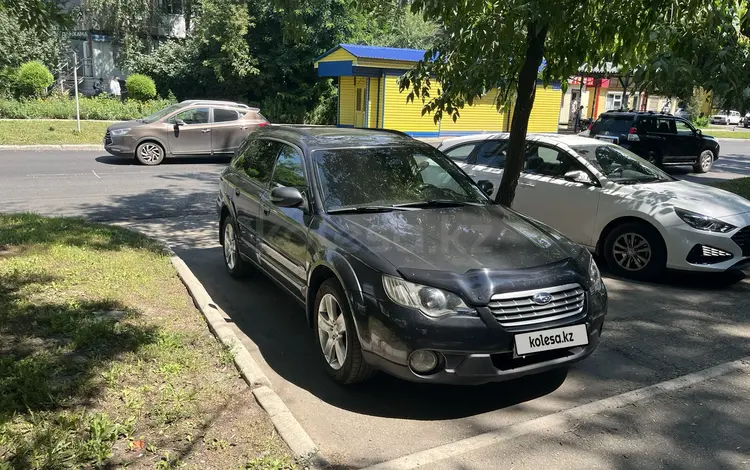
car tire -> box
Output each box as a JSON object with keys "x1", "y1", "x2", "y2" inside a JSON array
[
  {"x1": 645, "y1": 150, "x2": 663, "y2": 167},
  {"x1": 135, "y1": 141, "x2": 165, "y2": 166},
  {"x1": 693, "y1": 150, "x2": 714, "y2": 173},
  {"x1": 603, "y1": 222, "x2": 667, "y2": 281},
  {"x1": 314, "y1": 278, "x2": 375, "y2": 385},
  {"x1": 221, "y1": 215, "x2": 250, "y2": 278}
]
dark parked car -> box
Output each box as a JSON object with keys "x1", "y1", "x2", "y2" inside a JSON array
[
  {"x1": 217, "y1": 126, "x2": 607, "y2": 385},
  {"x1": 104, "y1": 100, "x2": 268, "y2": 165},
  {"x1": 589, "y1": 111, "x2": 720, "y2": 173}
]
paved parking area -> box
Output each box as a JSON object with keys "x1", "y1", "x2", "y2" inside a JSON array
[{"x1": 1, "y1": 148, "x2": 749, "y2": 468}]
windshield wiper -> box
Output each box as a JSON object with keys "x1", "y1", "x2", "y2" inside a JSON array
[
  {"x1": 394, "y1": 199, "x2": 483, "y2": 208},
  {"x1": 327, "y1": 205, "x2": 415, "y2": 214}
]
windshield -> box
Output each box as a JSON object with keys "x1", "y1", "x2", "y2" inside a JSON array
[
  {"x1": 141, "y1": 104, "x2": 183, "y2": 124},
  {"x1": 571, "y1": 144, "x2": 675, "y2": 184},
  {"x1": 313, "y1": 146, "x2": 489, "y2": 211}
]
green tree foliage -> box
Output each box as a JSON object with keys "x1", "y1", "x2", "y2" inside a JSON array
[
  {"x1": 0, "y1": 0, "x2": 70, "y2": 31},
  {"x1": 400, "y1": 0, "x2": 709, "y2": 206},
  {"x1": 349, "y1": 8, "x2": 439, "y2": 50},
  {"x1": 0, "y1": 11, "x2": 67, "y2": 71},
  {"x1": 125, "y1": 74, "x2": 157, "y2": 101},
  {"x1": 15, "y1": 61, "x2": 54, "y2": 98},
  {"x1": 635, "y1": 1, "x2": 750, "y2": 110}
]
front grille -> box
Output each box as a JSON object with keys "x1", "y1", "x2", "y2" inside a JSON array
[
  {"x1": 104, "y1": 131, "x2": 112, "y2": 145},
  {"x1": 489, "y1": 283, "x2": 585, "y2": 328},
  {"x1": 732, "y1": 226, "x2": 750, "y2": 256}
]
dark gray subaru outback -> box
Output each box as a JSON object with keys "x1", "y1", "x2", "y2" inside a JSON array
[{"x1": 217, "y1": 126, "x2": 607, "y2": 385}]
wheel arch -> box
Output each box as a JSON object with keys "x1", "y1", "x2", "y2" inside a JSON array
[
  {"x1": 306, "y1": 253, "x2": 363, "y2": 330},
  {"x1": 219, "y1": 205, "x2": 231, "y2": 245},
  {"x1": 136, "y1": 136, "x2": 168, "y2": 154},
  {"x1": 595, "y1": 215, "x2": 667, "y2": 257}
]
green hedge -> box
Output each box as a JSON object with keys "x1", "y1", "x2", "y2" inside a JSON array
[
  {"x1": 126, "y1": 74, "x2": 157, "y2": 101},
  {"x1": 0, "y1": 96, "x2": 175, "y2": 120}
]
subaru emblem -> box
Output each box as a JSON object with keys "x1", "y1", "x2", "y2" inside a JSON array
[{"x1": 532, "y1": 292, "x2": 553, "y2": 305}]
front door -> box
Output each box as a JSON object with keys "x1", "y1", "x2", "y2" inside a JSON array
[
  {"x1": 513, "y1": 143, "x2": 601, "y2": 247},
  {"x1": 260, "y1": 143, "x2": 311, "y2": 299},
  {"x1": 354, "y1": 82, "x2": 366, "y2": 128},
  {"x1": 167, "y1": 107, "x2": 212, "y2": 155}
]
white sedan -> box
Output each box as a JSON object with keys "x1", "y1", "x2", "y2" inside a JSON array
[
  {"x1": 710, "y1": 110, "x2": 742, "y2": 125},
  {"x1": 438, "y1": 133, "x2": 750, "y2": 280}
]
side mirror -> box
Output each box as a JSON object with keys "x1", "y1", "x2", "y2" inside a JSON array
[
  {"x1": 564, "y1": 170, "x2": 593, "y2": 185},
  {"x1": 477, "y1": 180, "x2": 494, "y2": 196},
  {"x1": 696, "y1": 128, "x2": 702, "y2": 136},
  {"x1": 174, "y1": 119, "x2": 186, "y2": 127},
  {"x1": 270, "y1": 186, "x2": 304, "y2": 208}
]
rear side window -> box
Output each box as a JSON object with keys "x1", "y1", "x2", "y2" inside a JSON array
[
  {"x1": 473, "y1": 140, "x2": 507, "y2": 168},
  {"x1": 591, "y1": 115, "x2": 634, "y2": 134},
  {"x1": 238, "y1": 139, "x2": 282, "y2": 186},
  {"x1": 214, "y1": 108, "x2": 240, "y2": 122},
  {"x1": 443, "y1": 143, "x2": 480, "y2": 162}
]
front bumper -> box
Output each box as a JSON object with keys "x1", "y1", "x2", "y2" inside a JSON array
[
  {"x1": 354, "y1": 283, "x2": 607, "y2": 385},
  {"x1": 104, "y1": 134, "x2": 137, "y2": 157},
  {"x1": 663, "y1": 215, "x2": 750, "y2": 272}
]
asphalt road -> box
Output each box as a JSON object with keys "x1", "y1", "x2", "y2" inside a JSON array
[{"x1": 1, "y1": 145, "x2": 750, "y2": 469}]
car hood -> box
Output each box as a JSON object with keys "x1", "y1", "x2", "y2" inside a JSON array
[
  {"x1": 630, "y1": 180, "x2": 750, "y2": 217},
  {"x1": 107, "y1": 120, "x2": 147, "y2": 131},
  {"x1": 329, "y1": 204, "x2": 585, "y2": 274}
]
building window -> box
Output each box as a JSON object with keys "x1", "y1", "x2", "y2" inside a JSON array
[
  {"x1": 605, "y1": 92, "x2": 623, "y2": 111},
  {"x1": 356, "y1": 88, "x2": 363, "y2": 111},
  {"x1": 161, "y1": 0, "x2": 183, "y2": 14}
]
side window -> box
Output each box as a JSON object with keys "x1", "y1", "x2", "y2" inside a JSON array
[
  {"x1": 637, "y1": 117, "x2": 657, "y2": 133},
  {"x1": 167, "y1": 107, "x2": 209, "y2": 125},
  {"x1": 231, "y1": 139, "x2": 251, "y2": 169},
  {"x1": 241, "y1": 139, "x2": 282, "y2": 186},
  {"x1": 524, "y1": 144, "x2": 582, "y2": 178},
  {"x1": 675, "y1": 119, "x2": 694, "y2": 135},
  {"x1": 473, "y1": 140, "x2": 507, "y2": 168},
  {"x1": 214, "y1": 108, "x2": 240, "y2": 122},
  {"x1": 655, "y1": 118, "x2": 676, "y2": 134},
  {"x1": 443, "y1": 143, "x2": 479, "y2": 162},
  {"x1": 271, "y1": 145, "x2": 306, "y2": 190}
]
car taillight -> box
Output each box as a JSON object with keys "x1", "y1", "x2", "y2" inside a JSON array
[
  {"x1": 258, "y1": 122, "x2": 268, "y2": 127},
  {"x1": 587, "y1": 122, "x2": 593, "y2": 130},
  {"x1": 627, "y1": 127, "x2": 640, "y2": 141}
]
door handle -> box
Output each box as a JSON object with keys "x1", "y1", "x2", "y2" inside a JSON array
[
  {"x1": 263, "y1": 205, "x2": 271, "y2": 216},
  {"x1": 518, "y1": 181, "x2": 535, "y2": 188},
  {"x1": 234, "y1": 188, "x2": 240, "y2": 197},
  {"x1": 201, "y1": 129, "x2": 211, "y2": 133},
  {"x1": 240, "y1": 126, "x2": 249, "y2": 130}
]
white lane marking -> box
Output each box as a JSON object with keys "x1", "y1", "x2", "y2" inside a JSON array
[
  {"x1": 363, "y1": 356, "x2": 750, "y2": 470},
  {"x1": 92, "y1": 170, "x2": 100, "y2": 179}
]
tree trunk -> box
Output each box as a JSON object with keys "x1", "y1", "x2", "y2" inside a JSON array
[{"x1": 494, "y1": 21, "x2": 548, "y2": 207}]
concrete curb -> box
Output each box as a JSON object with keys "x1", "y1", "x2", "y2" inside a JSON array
[
  {"x1": 0, "y1": 144, "x2": 104, "y2": 151},
  {"x1": 168, "y1": 254, "x2": 325, "y2": 466}
]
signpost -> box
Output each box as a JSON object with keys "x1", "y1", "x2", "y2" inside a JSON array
[{"x1": 73, "y1": 51, "x2": 81, "y2": 133}]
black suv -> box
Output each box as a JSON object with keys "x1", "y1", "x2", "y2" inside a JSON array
[
  {"x1": 589, "y1": 111, "x2": 720, "y2": 173},
  {"x1": 217, "y1": 126, "x2": 607, "y2": 385}
]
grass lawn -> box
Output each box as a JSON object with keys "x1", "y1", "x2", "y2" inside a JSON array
[
  {"x1": 711, "y1": 177, "x2": 750, "y2": 200},
  {"x1": 0, "y1": 214, "x2": 294, "y2": 469},
  {"x1": 0, "y1": 120, "x2": 108, "y2": 145},
  {"x1": 702, "y1": 129, "x2": 750, "y2": 139}
]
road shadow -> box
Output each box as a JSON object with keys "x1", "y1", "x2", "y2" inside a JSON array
[
  {"x1": 175, "y1": 245, "x2": 568, "y2": 420},
  {"x1": 666, "y1": 153, "x2": 750, "y2": 183},
  {"x1": 95, "y1": 155, "x2": 232, "y2": 166}
]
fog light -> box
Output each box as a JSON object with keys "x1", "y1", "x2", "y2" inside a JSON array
[{"x1": 409, "y1": 350, "x2": 438, "y2": 374}]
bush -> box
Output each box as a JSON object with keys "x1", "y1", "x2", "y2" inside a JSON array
[
  {"x1": 693, "y1": 115, "x2": 710, "y2": 128},
  {"x1": 125, "y1": 74, "x2": 157, "y2": 102},
  {"x1": 15, "y1": 61, "x2": 54, "y2": 98},
  {"x1": 0, "y1": 96, "x2": 176, "y2": 120}
]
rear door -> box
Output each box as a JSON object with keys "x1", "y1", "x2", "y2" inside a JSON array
[
  {"x1": 513, "y1": 143, "x2": 601, "y2": 247},
  {"x1": 259, "y1": 144, "x2": 311, "y2": 298},
  {"x1": 210, "y1": 107, "x2": 245, "y2": 155},
  {"x1": 648, "y1": 116, "x2": 679, "y2": 162},
  {"x1": 232, "y1": 139, "x2": 282, "y2": 261}
]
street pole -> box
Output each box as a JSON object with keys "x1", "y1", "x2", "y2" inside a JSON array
[{"x1": 73, "y1": 51, "x2": 81, "y2": 133}]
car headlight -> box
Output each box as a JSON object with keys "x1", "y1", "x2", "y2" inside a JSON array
[
  {"x1": 109, "y1": 128, "x2": 131, "y2": 136},
  {"x1": 382, "y1": 275, "x2": 473, "y2": 318},
  {"x1": 675, "y1": 208, "x2": 736, "y2": 233},
  {"x1": 589, "y1": 255, "x2": 602, "y2": 286}
]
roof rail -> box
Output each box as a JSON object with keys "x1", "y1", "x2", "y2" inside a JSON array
[{"x1": 180, "y1": 99, "x2": 252, "y2": 109}]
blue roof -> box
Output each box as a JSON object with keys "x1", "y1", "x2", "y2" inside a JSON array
[{"x1": 316, "y1": 44, "x2": 427, "y2": 63}]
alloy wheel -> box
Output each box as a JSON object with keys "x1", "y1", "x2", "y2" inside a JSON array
[
  {"x1": 317, "y1": 293, "x2": 347, "y2": 370},
  {"x1": 612, "y1": 232, "x2": 652, "y2": 272},
  {"x1": 700, "y1": 151, "x2": 713, "y2": 171},
  {"x1": 139, "y1": 143, "x2": 162, "y2": 163},
  {"x1": 223, "y1": 222, "x2": 236, "y2": 270}
]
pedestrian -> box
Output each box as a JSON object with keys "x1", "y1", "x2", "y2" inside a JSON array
[
  {"x1": 571, "y1": 97, "x2": 579, "y2": 132},
  {"x1": 109, "y1": 76, "x2": 121, "y2": 99}
]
